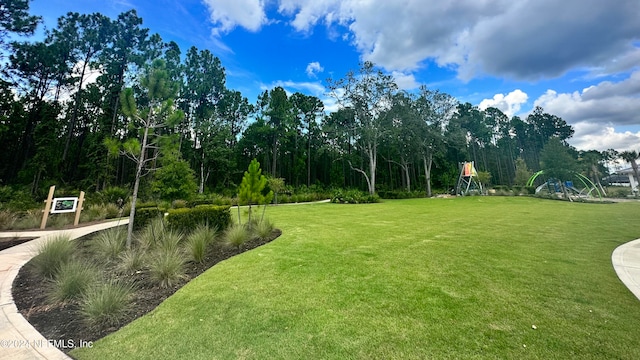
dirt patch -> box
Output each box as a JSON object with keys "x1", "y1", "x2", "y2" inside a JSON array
[
  {"x1": 11, "y1": 229, "x2": 281, "y2": 354},
  {"x1": 0, "y1": 237, "x2": 36, "y2": 251}
]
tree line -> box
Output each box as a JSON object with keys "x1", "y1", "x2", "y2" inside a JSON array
[{"x1": 0, "y1": 1, "x2": 636, "y2": 201}]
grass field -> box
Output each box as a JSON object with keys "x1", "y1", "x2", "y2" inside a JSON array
[{"x1": 71, "y1": 197, "x2": 640, "y2": 359}]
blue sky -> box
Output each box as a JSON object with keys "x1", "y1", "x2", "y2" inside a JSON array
[{"x1": 29, "y1": 0, "x2": 640, "y2": 154}]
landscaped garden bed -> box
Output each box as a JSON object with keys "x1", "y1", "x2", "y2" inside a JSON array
[{"x1": 12, "y1": 214, "x2": 280, "y2": 354}]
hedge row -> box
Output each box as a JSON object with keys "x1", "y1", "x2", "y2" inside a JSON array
[{"x1": 166, "y1": 205, "x2": 231, "y2": 233}]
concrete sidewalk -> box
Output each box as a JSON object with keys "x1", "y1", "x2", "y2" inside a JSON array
[
  {"x1": 612, "y1": 238, "x2": 640, "y2": 301},
  {"x1": 0, "y1": 219, "x2": 128, "y2": 360}
]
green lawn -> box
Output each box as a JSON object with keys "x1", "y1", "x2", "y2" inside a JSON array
[{"x1": 72, "y1": 197, "x2": 640, "y2": 359}]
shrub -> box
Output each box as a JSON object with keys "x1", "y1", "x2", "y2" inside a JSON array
[
  {"x1": 80, "y1": 280, "x2": 133, "y2": 329},
  {"x1": 148, "y1": 248, "x2": 186, "y2": 288},
  {"x1": 186, "y1": 224, "x2": 218, "y2": 263},
  {"x1": 171, "y1": 199, "x2": 188, "y2": 209},
  {"x1": 134, "y1": 207, "x2": 165, "y2": 230},
  {"x1": 14, "y1": 209, "x2": 42, "y2": 230},
  {"x1": 80, "y1": 204, "x2": 108, "y2": 223},
  {"x1": 166, "y1": 205, "x2": 231, "y2": 234},
  {"x1": 0, "y1": 210, "x2": 17, "y2": 230},
  {"x1": 117, "y1": 249, "x2": 146, "y2": 274},
  {"x1": 95, "y1": 186, "x2": 129, "y2": 205},
  {"x1": 31, "y1": 235, "x2": 76, "y2": 278},
  {"x1": 253, "y1": 218, "x2": 274, "y2": 241},
  {"x1": 104, "y1": 203, "x2": 121, "y2": 219},
  {"x1": 331, "y1": 189, "x2": 380, "y2": 204},
  {"x1": 48, "y1": 260, "x2": 99, "y2": 302},
  {"x1": 91, "y1": 227, "x2": 127, "y2": 261},
  {"x1": 225, "y1": 223, "x2": 250, "y2": 249}
]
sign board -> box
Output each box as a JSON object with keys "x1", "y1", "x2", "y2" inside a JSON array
[{"x1": 51, "y1": 197, "x2": 78, "y2": 214}]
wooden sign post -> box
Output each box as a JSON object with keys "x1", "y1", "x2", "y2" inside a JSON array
[
  {"x1": 40, "y1": 186, "x2": 55, "y2": 230},
  {"x1": 73, "y1": 191, "x2": 85, "y2": 226}
]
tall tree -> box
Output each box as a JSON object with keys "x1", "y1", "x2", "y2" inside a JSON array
[
  {"x1": 114, "y1": 59, "x2": 184, "y2": 248},
  {"x1": 328, "y1": 61, "x2": 397, "y2": 194},
  {"x1": 0, "y1": 0, "x2": 40, "y2": 61}
]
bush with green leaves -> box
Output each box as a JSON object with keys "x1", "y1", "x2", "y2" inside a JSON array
[
  {"x1": 31, "y1": 234, "x2": 76, "y2": 278},
  {"x1": 331, "y1": 189, "x2": 380, "y2": 204},
  {"x1": 94, "y1": 186, "x2": 129, "y2": 206},
  {"x1": 166, "y1": 205, "x2": 231, "y2": 234},
  {"x1": 134, "y1": 207, "x2": 165, "y2": 230},
  {"x1": 48, "y1": 260, "x2": 99, "y2": 302},
  {"x1": 91, "y1": 227, "x2": 127, "y2": 261},
  {"x1": 80, "y1": 280, "x2": 133, "y2": 329},
  {"x1": 225, "y1": 223, "x2": 250, "y2": 249},
  {"x1": 186, "y1": 224, "x2": 218, "y2": 263},
  {"x1": 148, "y1": 248, "x2": 186, "y2": 288}
]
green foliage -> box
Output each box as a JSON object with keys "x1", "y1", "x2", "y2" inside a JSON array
[
  {"x1": 49, "y1": 260, "x2": 99, "y2": 302},
  {"x1": 91, "y1": 227, "x2": 127, "y2": 261},
  {"x1": 476, "y1": 171, "x2": 491, "y2": 188},
  {"x1": 186, "y1": 224, "x2": 218, "y2": 263},
  {"x1": 13, "y1": 209, "x2": 41, "y2": 230},
  {"x1": 0, "y1": 186, "x2": 37, "y2": 211},
  {"x1": 81, "y1": 204, "x2": 108, "y2": 222},
  {"x1": 151, "y1": 157, "x2": 197, "y2": 201},
  {"x1": 605, "y1": 186, "x2": 634, "y2": 198},
  {"x1": 94, "y1": 186, "x2": 129, "y2": 205},
  {"x1": 157, "y1": 228, "x2": 183, "y2": 253},
  {"x1": 514, "y1": 157, "x2": 532, "y2": 186},
  {"x1": 540, "y1": 138, "x2": 579, "y2": 181},
  {"x1": 238, "y1": 159, "x2": 273, "y2": 223},
  {"x1": 225, "y1": 223, "x2": 250, "y2": 249},
  {"x1": 134, "y1": 207, "x2": 165, "y2": 230},
  {"x1": 331, "y1": 189, "x2": 380, "y2": 204},
  {"x1": 148, "y1": 248, "x2": 186, "y2": 288},
  {"x1": 377, "y1": 190, "x2": 426, "y2": 199},
  {"x1": 80, "y1": 280, "x2": 133, "y2": 329},
  {"x1": 31, "y1": 235, "x2": 76, "y2": 279},
  {"x1": 166, "y1": 205, "x2": 231, "y2": 234}
]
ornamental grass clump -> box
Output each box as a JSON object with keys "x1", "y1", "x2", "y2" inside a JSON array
[
  {"x1": 186, "y1": 224, "x2": 218, "y2": 263},
  {"x1": 137, "y1": 218, "x2": 165, "y2": 250},
  {"x1": 91, "y1": 227, "x2": 127, "y2": 261},
  {"x1": 48, "y1": 260, "x2": 99, "y2": 302},
  {"x1": 31, "y1": 234, "x2": 76, "y2": 279},
  {"x1": 253, "y1": 218, "x2": 274, "y2": 241},
  {"x1": 80, "y1": 280, "x2": 133, "y2": 329},
  {"x1": 148, "y1": 248, "x2": 186, "y2": 288},
  {"x1": 117, "y1": 249, "x2": 146, "y2": 274},
  {"x1": 225, "y1": 223, "x2": 250, "y2": 249}
]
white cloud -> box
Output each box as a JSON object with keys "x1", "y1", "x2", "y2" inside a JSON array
[
  {"x1": 478, "y1": 89, "x2": 528, "y2": 117},
  {"x1": 274, "y1": 0, "x2": 640, "y2": 80},
  {"x1": 306, "y1": 62, "x2": 324, "y2": 78},
  {"x1": 201, "y1": 0, "x2": 267, "y2": 35},
  {"x1": 391, "y1": 72, "x2": 419, "y2": 90},
  {"x1": 570, "y1": 124, "x2": 640, "y2": 152},
  {"x1": 531, "y1": 71, "x2": 640, "y2": 151},
  {"x1": 533, "y1": 71, "x2": 640, "y2": 127}
]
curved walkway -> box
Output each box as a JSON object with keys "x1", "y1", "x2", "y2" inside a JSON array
[
  {"x1": 0, "y1": 219, "x2": 128, "y2": 360},
  {"x1": 612, "y1": 238, "x2": 640, "y2": 301}
]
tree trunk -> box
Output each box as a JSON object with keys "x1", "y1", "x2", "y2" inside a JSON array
[
  {"x1": 126, "y1": 125, "x2": 149, "y2": 248},
  {"x1": 423, "y1": 154, "x2": 433, "y2": 197}
]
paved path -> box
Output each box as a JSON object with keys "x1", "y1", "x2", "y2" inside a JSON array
[
  {"x1": 612, "y1": 238, "x2": 640, "y2": 301},
  {"x1": 0, "y1": 219, "x2": 128, "y2": 360}
]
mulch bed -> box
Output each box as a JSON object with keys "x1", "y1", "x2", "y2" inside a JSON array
[
  {"x1": 0, "y1": 237, "x2": 37, "y2": 251},
  {"x1": 11, "y1": 229, "x2": 281, "y2": 354}
]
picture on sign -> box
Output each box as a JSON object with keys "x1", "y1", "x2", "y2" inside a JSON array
[{"x1": 51, "y1": 197, "x2": 78, "y2": 214}]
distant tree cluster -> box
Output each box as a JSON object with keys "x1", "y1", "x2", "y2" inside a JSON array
[{"x1": 0, "y1": 1, "x2": 635, "y2": 200}]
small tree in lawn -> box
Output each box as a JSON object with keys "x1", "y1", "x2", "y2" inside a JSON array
[
  {"x1": 109, "y1": 59, "x2": 184, "y2": 248},
  {"x1": 238, "y1": 159, "x2": 273, "y2": 225}
]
